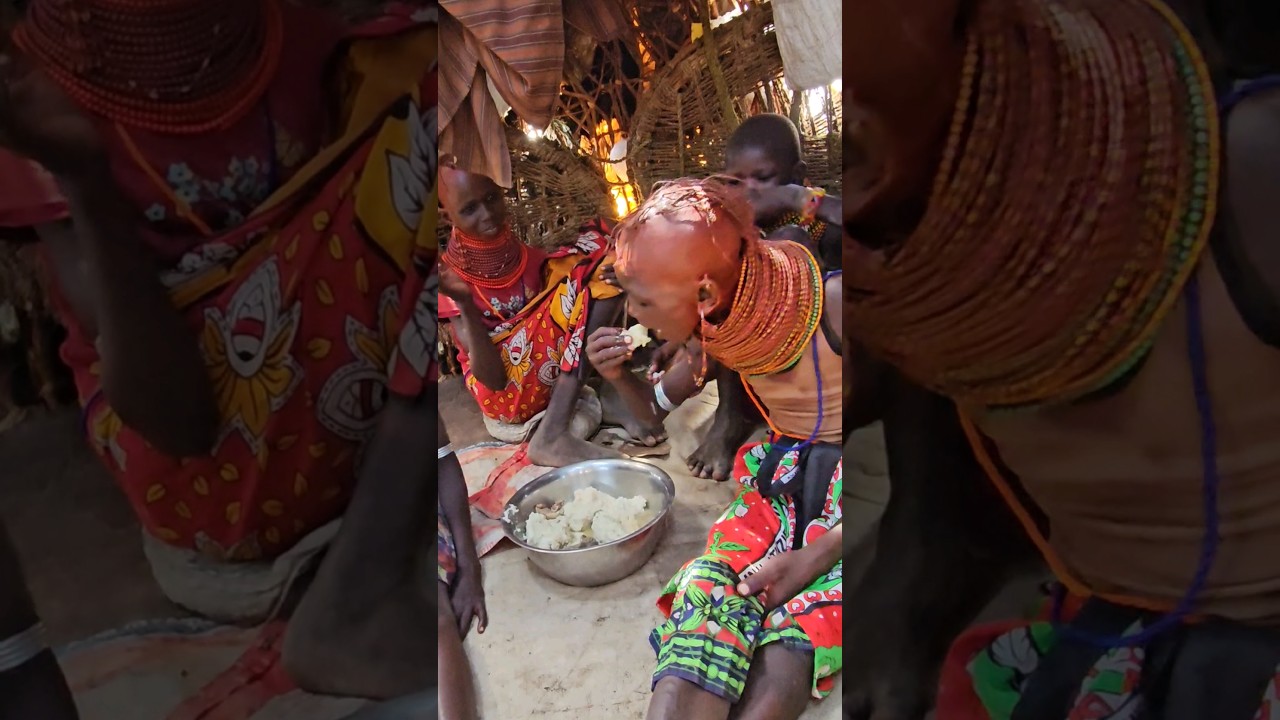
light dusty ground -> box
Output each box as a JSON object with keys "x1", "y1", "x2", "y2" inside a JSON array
[
  {"x1": 440, "y1": 376, "x2": 870, "y2": 719},
  {"x1": 0, "y1": 377, "x2": 890, "y2": 718}
]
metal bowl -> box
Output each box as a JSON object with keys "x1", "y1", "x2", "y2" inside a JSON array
[{"x1": 501, "y1": 458, "x2": 675, "y2": 587}]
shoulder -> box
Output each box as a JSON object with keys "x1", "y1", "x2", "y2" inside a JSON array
[
  {"x1": 1224, "y1": 88, "x2": 1280, "y2": 298},
  {"x1": 823, "y1": 273, "x2": 842, "y2": 344}
]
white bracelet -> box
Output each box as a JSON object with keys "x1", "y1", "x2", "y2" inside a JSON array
[
  {"x1": 438, "y1": 444, "x2": 454, "y2": 459},
  {"x1": 0, "y1": 623, "x2": 47, "y2": 673},
  {"x1": 655, "y1": 380, "x2": 676, "y2": 412}
]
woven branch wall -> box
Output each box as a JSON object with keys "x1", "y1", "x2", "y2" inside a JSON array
[
  {"x1": 505, "y1": 126, "x2": 614, "y2": 249},
  {"x1": 627, "y1": 3, "x2": 842, "y2": 195},
  {"x1": 0, "y1": 242, "x2": 52, "y2": 330}
]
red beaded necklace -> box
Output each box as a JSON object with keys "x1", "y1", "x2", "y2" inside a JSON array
[
  {"x1": 443, "y1": 225, "x2": 529, "y2": 290},
  {"x1": 13, "y1": 0, "x2": 283, "y2": 134}
]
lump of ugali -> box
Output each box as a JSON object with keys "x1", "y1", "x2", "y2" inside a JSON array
[{"x1": 522, "y1": 487, "x2": 649, "y2": 549}]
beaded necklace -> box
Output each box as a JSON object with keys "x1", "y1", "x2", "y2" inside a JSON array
[
  {"x1": 443, "y1": 225, "x2": 529, "y2": 290},
  {"x1": 703, "y1": 238, "x2": 824, "y2": 377},
  {"x1": 14, "y1": 0, "x2": 283, "y2": 135},
  {"x1": 845, "y1": 0, "x2": 1219, "y2": 412},
  {"x1": 762, "y1": 213, "x2": 827, "y2": 247}
]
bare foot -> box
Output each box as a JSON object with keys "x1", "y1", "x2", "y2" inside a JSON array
[
  {"x1": 688, "y1": 413, "x2": 754, "y2": 481},
  {"x1": 621, "y1": 413, "x2": 668, "y2": 447},
  {"x1": 527, "y1": 431, "x2": 623, "y2": 467},
  {"x1": 0, "y1": 406, "x2": 27, "y2": 435},
  {"x1": 283, "y1": 581, "x2": 434, "y2": 700}
]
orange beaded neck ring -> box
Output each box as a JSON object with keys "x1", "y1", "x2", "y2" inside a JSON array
[
  {"x1": 846, "y1": 0, "x2": 1220, "y2": 412},
  {"x1": 702, "y1": 239, "x2": 823, "y2": 377},
  {"x1": 13, "y1": 0, "x2": 283, "y2": 135}
]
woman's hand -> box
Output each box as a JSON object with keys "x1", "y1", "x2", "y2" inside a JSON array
[
  {"x1": 586, "y1": 326, "x2": 632, "y2": 381},
  {"x1": 736, "y1": 526, "x2": 841, "y2": 611},
  {"x1": 0, "y1": 53, "x2": 106, "y2": 176},
  {"x1": 450, "y1": 569, "x2": 488, "y2": 640},
  {"x1": 438, "y1": 264, "x2": 473, "y2": 303}
]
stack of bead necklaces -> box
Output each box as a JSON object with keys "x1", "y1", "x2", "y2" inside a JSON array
[{"x1": 845, "y1": 0, "x2": 1220, "y2": 412}]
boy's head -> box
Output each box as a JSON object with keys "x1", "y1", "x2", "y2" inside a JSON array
[
  {"x1": 439, "y1": 156, "x2": 509, "y2": 240},
  {"x1": 725, "y1": 113, "x2": 805, "y2": 194},
  {"x1": 615, "y1": 178, "x2": 752, "y2": 343}
]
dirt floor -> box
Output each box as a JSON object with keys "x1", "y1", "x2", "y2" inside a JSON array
[
  {"x1": 439, "y1": 376, "x2": 854, "y2": 719},
  {"x1": 0, "y1": 376, "x2": 887, "y2": 718}
]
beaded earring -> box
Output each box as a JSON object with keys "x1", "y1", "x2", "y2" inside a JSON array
[{"x1": 695, "y1": 306, "x2": 709, "y2": 388}]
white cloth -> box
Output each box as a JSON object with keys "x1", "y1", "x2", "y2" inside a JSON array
[
  {"x1": 481, "y1": 384, "x2": 602, "y2": 444},
  {"x1": 0, "y1": 623, "x2": 46, "y2": 673},
  {"x1": 142, "y1": 520, "x2": 342, "y2": 625},
  {"x1": 771, "y1": 0, "x2": 842, "y2": 91}
]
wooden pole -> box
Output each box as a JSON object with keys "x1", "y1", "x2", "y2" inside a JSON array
[{"x1": 695, "y1": 0, "x2": 740, "y2": 134}]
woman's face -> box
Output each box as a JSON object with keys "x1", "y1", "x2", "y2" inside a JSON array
[
  {"x1": 444, "y1": 172, "x2": 509, "y2": 239},
  {"x1": 615, "y1": 223, "x2": 703, "y2": 344},
  {"x1": 846, "y1": 0, "x2": 967, "y2": 244}
]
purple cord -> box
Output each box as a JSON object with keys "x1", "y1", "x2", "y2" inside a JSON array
[
  {"x1": 1052, "y1": 271, "x2": 1221, "y2": 647},
  {"x1": 1042, "y1": 76, "x2": 1280, "y2": 648},
  {"x1": 1220, "y1": 75, "x2": 1280, "y2": 115},
  {"x1": 767, "y1": 338, "x2": 825, "y2": 451},
  {"x1": 765, "y1": 270, "x2": 837, "y2": 451}
]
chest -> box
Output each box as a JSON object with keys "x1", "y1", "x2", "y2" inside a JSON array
[
  {"x1": 98, "y1": 13, "x2": 340, "y2": 263},
  {"x1": 978, "y1": 252, "x2": 1280, "y2": 518}
]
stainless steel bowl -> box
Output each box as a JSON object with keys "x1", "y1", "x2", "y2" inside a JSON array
[{"x1": 501, "y1": 458, "x2": 675, "y2": 587}]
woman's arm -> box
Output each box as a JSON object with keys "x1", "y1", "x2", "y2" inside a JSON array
[
  {"x1": 39, "y1": 164, "x2": 217, "y2": 457},
  {"x1": 446, "y1": 308, "x2": 508, "y2": 391},
  {"x1": 588, "y1": 329, "x2": 715, "y2": 425}
]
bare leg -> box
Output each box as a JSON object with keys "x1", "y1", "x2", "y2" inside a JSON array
[
  {"x1": 844, "y1": 378, "x2": 1036, "y2": 720},
  {"x1": 528, "y1": 296, "x2": 647, "y2": 466},
  {"x1": 283, "y1": 392, "x2": 435, "y2": 699},
  {"x1": 438, "y1": 581, "x2": 478, "y2": 720},
  {"x1": 646, "y1": 678, "x2": 731, "y2": 720},
  {"x1": 729, "y1": 646, "x2": 813, "y2": 720},
  {"x1": 688, "y1": 366, "x2": 759, "y2": 481},
  {"x1": 0, "y1": 521, "x2": 78, "y2": 720}
]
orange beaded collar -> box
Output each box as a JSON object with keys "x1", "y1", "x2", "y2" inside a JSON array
[{"x1": 846, "y1": 0, "x2": 1220, "y2": 411}]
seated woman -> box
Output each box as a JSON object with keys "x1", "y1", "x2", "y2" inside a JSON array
[
  {"x1": 437, "y1": 160, "x2": 667, "y2": 464},
  {"x1": 586, "y1": 178, "x2": 844, "y2": 720},
  {"x1": 0, "y1": 0, "x2": 438, "y2": 700}
]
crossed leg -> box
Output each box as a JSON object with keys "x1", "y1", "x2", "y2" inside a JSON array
[
  {"x1": 283, "y1": 392, "x2": 436, "y2": 699},
  {"x1": 529, "y1": 295, "x2": 666, "y2": 465},
  {"x1": 0, "y1": 521, "x2": 78, "y2": 720},
  {"x1": 646, "y1": 645, "x2": 814, "y2": 720}
]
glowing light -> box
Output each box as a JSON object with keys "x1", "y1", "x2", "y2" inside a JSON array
[{"x1": 610, "y1": 183, "x2": 640, "y2": 218}]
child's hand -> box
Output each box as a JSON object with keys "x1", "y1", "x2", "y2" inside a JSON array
[
  {"x1": 746, "y1": 184, "x2": 806, "y2": 224},
  {"x1": 451, "y1": 570, "x2": 488, "y2": 640},
  {"x1": 586, "y1": 326, "x2": 632, "y2": 381}
]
